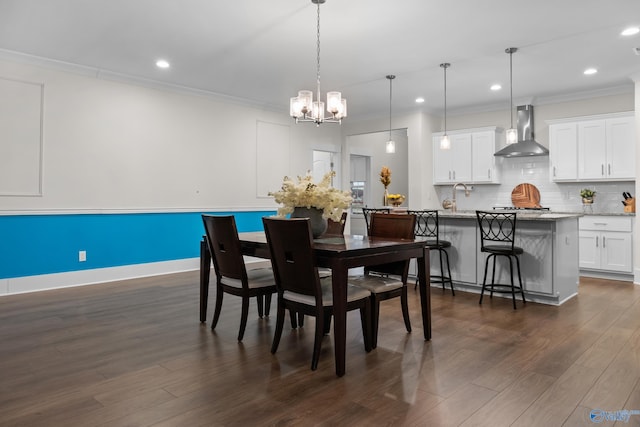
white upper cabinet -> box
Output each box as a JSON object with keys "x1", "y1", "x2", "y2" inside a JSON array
[
  {"x1": 549, "y1": 122, "x2": 578, "y2": 181},
  {"x1": 548, "y1": 112, "x2": 635, "y2": 182},
  {"x1": 433, "y1": 127, "x2": 501, "y2": 185}
]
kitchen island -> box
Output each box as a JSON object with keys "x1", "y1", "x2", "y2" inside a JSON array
[{"x1": 426, "y1": 211, "x2": 582, "y2": 305}]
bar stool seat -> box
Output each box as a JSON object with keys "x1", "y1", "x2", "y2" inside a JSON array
[
  {"x1": 475, "y1": 211, "x2": 526, "y2": 310},
  {"x1": 408, "y1": 210, "x2": 454, "y2": 295}
]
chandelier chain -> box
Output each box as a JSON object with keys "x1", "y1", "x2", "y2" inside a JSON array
[{"x1": 316, "y1": 1, "x2": 321, "y2": 105}]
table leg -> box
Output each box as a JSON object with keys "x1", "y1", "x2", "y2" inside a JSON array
[
  {"x1": 331, "y1": 262, "x2": 348, "y2": 377},
  {"x1": 200, "y1": 238, "x2": 211, "y2": 323},
  {"x1": 418, "y1": 246, "x2": 431, "y2": 340}
]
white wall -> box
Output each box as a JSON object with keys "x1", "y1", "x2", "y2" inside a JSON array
[{"x1": 0, "y1": 58, "x2": 342, "y2": 213}]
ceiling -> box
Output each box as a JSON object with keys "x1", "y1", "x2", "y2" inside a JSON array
[{"x1": 0, "y1": 0, "x2": 639, "y2": 121}]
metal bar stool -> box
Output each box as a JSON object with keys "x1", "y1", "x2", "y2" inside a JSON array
[
  {"x1": 361, "y1": 207, "x2": 390, "y2": 235},
  {"x1": 408, "y1": 210, "x2": 454, "y2": 295},
  {"x1": 475, "y1": 211, "x2": 526, "y2": 309}
]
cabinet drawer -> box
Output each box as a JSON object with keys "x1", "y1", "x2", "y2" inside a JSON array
[{"x1": 579, "y1": 216, "x2": 632, "y2": 232}]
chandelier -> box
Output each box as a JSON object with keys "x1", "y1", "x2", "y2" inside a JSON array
[{"x1": 289, "y1": 0, "x2": 346, "y2": 125}]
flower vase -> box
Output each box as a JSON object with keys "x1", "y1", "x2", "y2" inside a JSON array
[
  {"x1": 290, "y1": 207, "x2": 327, "y2": 238},
  {"x1": 383, "y1": 187, "x2": 389, "y2": 206}
]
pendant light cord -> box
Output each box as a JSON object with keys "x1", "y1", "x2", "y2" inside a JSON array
[
  {"x1": 440, "y1": 63, "x2": 450, "y2": 135},
  {"x1": 388, "y1": 76, "x2": 393, "y2": 140},
  {"x1": 509, "y1": 49, "x2": 513, "y2": 129}
]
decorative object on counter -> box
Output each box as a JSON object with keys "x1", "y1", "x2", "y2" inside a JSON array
[
  {"x1": 386, "y1": 194, "x2": 405, "y2": 207},
  {"x1": 269, "y1": 171, "x2": 352, "y2": 238},
  {"x1": 380, "y1": 166, "x2": 392, "y2": 205},
  {"x1": 622, "y1": 191, "x2": 635, "y2": 213},
  {"x1": 580, "y1": 188, "x2": 596, "y2": 213},
  {"x1": 511, "y1": 183, "x2": 541, "y2": 208},
  {"x1": 580, "y1": 188, "x2": 596, "y2": 204}
]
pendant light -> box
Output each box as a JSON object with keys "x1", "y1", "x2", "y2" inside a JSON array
[
  {"x1": 440, "y1": 63, "x2": 451, "y2": 150},
  {"x1": 505, "y1": 47, "x2": 518, "y2": 145},
  {"x1": 385, "y1": 75, "x2": 396, "y2": 154},
  {"x1": 289, "y1": 0, "x2": 346, "y2": 125}
]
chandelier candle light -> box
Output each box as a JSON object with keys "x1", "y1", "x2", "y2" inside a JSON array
[
  {"x1": 440, "y1": 63, "x2": 451, "y2": 150},
  {"x1": 505, "y1": 47, "x2": 518, "y2": 145},
  {"x1": 289, "y1": 0, "x2": 346, "y2": 125}
]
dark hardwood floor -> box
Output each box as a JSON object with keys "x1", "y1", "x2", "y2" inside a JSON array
[{"x1": 1, "y1": 272, "x2": 639, "y2": 426}]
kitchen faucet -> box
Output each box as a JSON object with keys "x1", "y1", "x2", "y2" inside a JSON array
[{"x1": 443, "y1": 182, "x2": 470, "y2": 212}]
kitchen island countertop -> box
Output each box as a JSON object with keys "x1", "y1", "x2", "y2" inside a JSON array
[{"x1": 438, "y1": 210, "x2": 582, "y2": 221}]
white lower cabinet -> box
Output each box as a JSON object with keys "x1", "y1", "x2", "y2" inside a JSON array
[{"x1": 579, "y1": 216, "x2": 633, "y2": 274}]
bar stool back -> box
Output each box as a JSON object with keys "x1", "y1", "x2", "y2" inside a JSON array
[
  {"x1": 408, "y1": 210, "x2": 454, "y2": 295},
  {"x1": 475, "y1": 211, "x2": 526, "y2": 309}
]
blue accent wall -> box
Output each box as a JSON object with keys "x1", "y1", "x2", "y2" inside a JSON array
[{"x1": 0, "y1": 211, "x2": 275, "y2": 279}]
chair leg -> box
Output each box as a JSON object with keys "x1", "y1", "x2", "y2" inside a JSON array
[
  {"x1": 508, "y1": 256, "x2": 517, "y2": 310},
  {"x1": 438, "y1": 249, "x2": 446, "y2": 291},
  {"x1": 264, "y1": 293, "x2": 272, "y2": 316},
  {"x1": 238, "y1": 296, "x2": 250, "y2": 341},
  {"x1": 401, "y1": 285, "x2": 412, "y2": 333},
  {"x1": 271, "y1": 300, "x2": 286, "y2": 354},
  {"x1": 515, "y1": 256, "x2": 526, "y2": 304},
  {"x1": 311, "y1": 309, "x2": 326, "y2": 371},
  {"x1": 371, "y1": 296, "x2": 381, "y2": 349},
  {"x1": 442, "y1": 248, "x2": 455, "y2": 296},
  {"x1": 211, "y1": 285, "x2": 224, "y2": 329},
  {"x1": 479, "y1": 254, "x2": 491, "y2": 304},
  {"x1": 256, "y1": 294, "x2": 264, "y2": 318},
  {"x1": 490, "y1": 255, "x2": 498, "y2": 298},
  {"x1": 360, "y1": 300, "x2": 372, "y2": 352},
  {"x1": 298, "y1": 313, "x2": 305, "y2": 327},
  {"x1": 323, "y1": 315, "x2": 332, "y2": 335},
  {"x1": 289, "y1": 310, "x2": 298, "y2": 329}
]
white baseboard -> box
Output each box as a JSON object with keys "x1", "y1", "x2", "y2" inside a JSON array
[{"x1": 0, "y1": 256, "x2": 271, "y2": 296}]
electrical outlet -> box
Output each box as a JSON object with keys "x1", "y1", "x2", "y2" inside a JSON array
[{"x1": 78, "y1": 250, "x2": 87, "y2": 262}]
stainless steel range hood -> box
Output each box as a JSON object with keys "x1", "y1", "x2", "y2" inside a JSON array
[{"x1": 494, "y1": 105, "x2": 549, "y2": 157}]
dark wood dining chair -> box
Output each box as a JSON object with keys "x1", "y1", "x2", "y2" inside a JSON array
[
  {"x1": 262, "y1": 217, "x2": 372, "y2": 371},
  {"x1": 350, "y1": 212, "x2": 416, "y2": 348},
  {"x1": 322, "y1": 211, "x2": 348, "y2": 236},
  {"x1": 408, "y1": 209, "x2": 455, "y2": 295},
  {"x1": 476, "y1": 211, "x2": 526, "y2": 309},
  {"x1": 361, "y1": 207, "x2": 390, "y2": 235},
  {"x1": 202, "y1": 215, "x2": 277, "y2": 341}
]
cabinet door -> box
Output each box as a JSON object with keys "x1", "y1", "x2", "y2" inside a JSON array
[
  {"x1": 578, "y1": 120, "x2": 607, "y2": 180},
  {"x1": 579, "y1": 230, "x2": 601, "y2": 269},
  {"x1": 549, "y1": 123, "x2": 578, "y2": 181},
  {"x1": 433, "y1": 135, "x2": 454, "y2": 184},
  {"x1": 601, "y1": 232, "x2": 633, "y2": 272},
  {"x1": 606, "y1": 116, "x2": 636, "y2": 179},
  {"x1": 440, "y1": 219, "x2": 477, "y2": 284},
  {"x1": 471, "y1": 131, "x2": 498, "y2": 183},
  {"x1": 450, "y1": 133, "x2": 472, "y2": 182}
]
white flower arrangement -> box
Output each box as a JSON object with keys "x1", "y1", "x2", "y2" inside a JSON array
[{"x1": 269, "y1": 171, "x2": 352, "y2": 221}]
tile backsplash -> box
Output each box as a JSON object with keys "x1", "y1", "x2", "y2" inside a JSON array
[{"x1": 435, "y1": 156, "x2": 636, "y2": 214}]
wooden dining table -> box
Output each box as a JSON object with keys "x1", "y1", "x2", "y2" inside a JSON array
[{"x1": 199, "y1": 232, "x2": 431, "y2": 377}]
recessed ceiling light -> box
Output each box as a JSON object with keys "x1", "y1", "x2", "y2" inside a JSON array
[
  {"x1": 584, "y1": 68, "x2": 598, "y2": 75},
  {"x1": 415, "y1": 97, "x2": 425, "y2": 103},
  {"x1": 490, "y1": 84, "x2": 502, "y2": 91},
  {"x1": 156, "y1": 59, "x2": 170, "y2": 69},
  {"x1": 621, "y1": 27, "x2": 640, "y2": 36}
]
